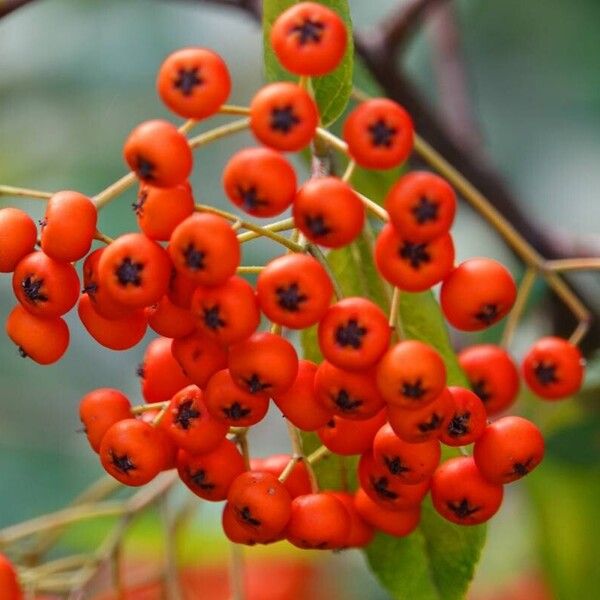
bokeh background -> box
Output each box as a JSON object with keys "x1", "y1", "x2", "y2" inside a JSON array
[{"x1": 0, "y1": 0, "x2": 599, "y2": 598}]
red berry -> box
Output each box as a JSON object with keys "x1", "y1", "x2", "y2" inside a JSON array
[
  {"x1": 79, "y1": 388, "x2": 131, "y2": 453},
  {"x1": 329, "y1": 491, "x2": 374, "y2": 548},
  {"x1": 385, "y1": 172, "x2": 456, "y2": 242},
  {"x1": 285, "y1": 493, "x2": 350, "y2": 550},
  {"x1": 0, "y1": 207, "x2": 37, "y2": 273},
  {"x1": 162, "y1": 385, "x2": 228, "y2": 454},
  {"x1": 0, "y1": 553, "x2": 22, "y2": 600},
  {"x1": 458, "y1": 344, "x2": 520, "y2": 415},
  {"x1": 171, "y1": 332, "x2": 228, "y2": 389},
  {"x1": 372, "y1": 423, "x2": 441, "y2": 485},
  {"x1": 318, "y1": 297, "x2": 390, "y2": 370},
  {"x1": 169, "y1": 213, "x2": 240, "y2": 286},
  {"x1": 272, "y1": 360, "x2": 333, "y2": 431},
  {"x1": 134, "y1": 182, "x2": 194, "y2": 241},
  {"x1": 223, "y1": 147, "x2": 297, "y2": 217},
  {"x1": 228, "y1": 332, "x2": 298, "y2": 396},
  {"x1": 250, "y1": 82, "x2": 318, "y2": 152},
  {"x1": 431, "y1": 456, "x2": 503, "y2": 525},
  {"x1": 257, "y1": 254, "x2": 333, "y2": 329},
  {"x1": 293, "y1": 177, "x2": 364, "y2": 248},
  {"x1": 440, "y1": 258, "x2": 517, "y2": 331},
  {"x1": 376, "y1": 340, "x2": 447, "y2": 409},
  {"x1": 474, "y1": 416, "x2": 545, "y2": 485},
  {"x1": 354, "y1": 488, "x2": 421, "y2": 537},
  {"x1": 225, "y1": 472, "x2": 293, "y2": 544},
  {"x1": 343, "y1": 99, "x2": 414, "y2": 169},
  {"x1": 204, "y1": 369, "x2": 270, "y2": 427},
  {"x1": 146, "y1": 295, "x2": 196, "y2": 339},
  {"x1": 317, "y1": 410, "x2": 386, "y2": 456},
  {"x1": 124, "y1": 120, "x2": 193, "y2": 188},
  {"x1": 270, "y1": 2, "x2": 347, "y2": 76},
  {"x1": 99, "y1": 419, "x2": 166, "y2": 486},
  {"x1": 13, "y1": 251, "x2": 80, "y2": 318},
  {"x1": 157, "y1": 47, "x2": 231, "y2": 119},
  {"x1": 40, "y1": 191, "x2": 97, "y2": 262},
  {"x1": 522, "y1": 336, "x2": 584, "y2": 400},
  {"x1": 251, "y1": 454, "x2": 312, "y2": 499},
  {"x1": 6, "y1": 304, "x2": 69, "y2": 365},
  {"x1": 191, "y1": 276, "x2": 260, "y2": 345},
  {"x1": 375, "y1": 224, "x2": 455, "y2": 291},
  {"x1": 439, "y1": 386, "x2": 487, "y2": 447},
  {"x1": 314, "y1": 361, "x2": 385, "y2": 420},
  {"x1": 178, "y1": 439, "x2": 245, "y2": 501}
]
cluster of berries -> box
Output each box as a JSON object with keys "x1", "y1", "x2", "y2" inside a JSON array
[{"x1": 0, "y1": 1, "x2": 587, "y2": 560}]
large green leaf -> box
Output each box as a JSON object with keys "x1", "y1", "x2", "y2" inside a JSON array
[{"x1": 263, "y1": 0, "x2": 354, "y2": 127}]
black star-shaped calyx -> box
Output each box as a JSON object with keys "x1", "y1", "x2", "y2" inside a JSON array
[
  {"x1": 471, "y1": 379, "x2": 491, "y2": 403},
  {"x1": 335, "y1": 319, "x2": 367, "y2": 349},
  {"x1": 475, "y1": 304, "x2": 499, "y2": 325},
  {"x1": 136, "y1": 363, "x2": 146, "y2": 379},
  {"x1": 534, "y1": 362, "x2": 558, "y2": 386},
  {"x1": 132, "y1": 190, "x2": 147, "y2": 216},
  {"x1": 418, "y1": 412, "x2": 443, "y2": 433},
  {"x1": 446, "y1": 412, "x2": 471, "y2": 438},
  {"x1": 368, "y1": 119, "x2": 397, "y2": 147},
  {"x1": 236, "y1": 505, "x2": 261, "y2": 527},
  {"x1": 182, "y1": 243, "x2": 206, "y2": 271},
  {"x1": 190, "y1": 469, "x2": 215, "y2": 490},
  {"x1": 332, "y1": 389, "x2": 363, "y2": 413},
  {"x1": 384, "y1": 455, "x2": 411, "y2": 476},
  {"x1": 270, "y1": 105, "x2": 300, "y2": 133},
  {"x1": 242, "y1": 373, "x2": 271, "y2": 394},
  {"x1": 223, "y1": 402, "x2": 252, "y2": 421},
  {"x1": 401, "y1": 379, "x2": 426, "y2": 399},
  {"x1": 174, "y1": 400, "x2": 201, "y2": 430},
  {"x1": 136, "y1": 156, "x2": 155, "y2": 181},
  {"x1": 412, "y1": 197, "x2": 439, "y2": 224},
  {"x1": 399, "y1": 241, "x2": 430, "y2": 269},
  {"x1": 236, "y1": 185, "x2": 269, "y2": 211},
  {"x1": 110, "y1": 450, "x2": 136, "y2": 475},
  {"x1": 115, "y1": 257, "x2": 144, "y2": 287},
  {"x1": 371, "y1": 476, "x2": 398, "y2": 500},
  {"x1": 304, "y1": 214, "x2": 332, "y2": 237},
  {"x1": 290, "y1": 18, "x2": 325, "y2": 45},
  {"x1": 510, "y1": 457, "x2": 535, "y2": 477},
  {"x1": 174, "y1": 67, "x2": 203, "y2": 96},
  {"x1": 276, "y1": 283, "x2": 308, "y2": 312},
  {"x1": 21, "y1": 276, "x2": 48, "y2": 304},
  {"x1": 447, "y1": 498, "x2": 480, "y2": 519},
  {"x1": 203, "y1": 306, "x2": 226, "y2": 331}
]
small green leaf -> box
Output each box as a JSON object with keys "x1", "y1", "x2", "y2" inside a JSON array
[
  {"x1": 263, "y1": 0, "x2": 354, "y2": 127},
  {"x1": 365, "y1": 500, "x2": 486, "y2": 600}
]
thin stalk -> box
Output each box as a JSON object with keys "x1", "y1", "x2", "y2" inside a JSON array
[
  {"x1": 219, "y1": 104, "x2": 251, "y2": 116},
  {"x1": 0, "y1": 185, "x2": 53, "y2": 200},
  {"x1": 342, "y1": 159, "x2": 356, "y2": 183},
  {"x1": 307, "y1": 445, "x2": 331, "y2": 465},
  {"x1": 500, "y1": 268, "x2": 537, "y2": 348},
  {"x1": 188, "y1": 118, "x2": 250, "y2": 149},
  {"x1": 236, "y1": 266, "x2": 264, "y2": 274},
  {"x1": 229, "y1": 542, "x2": 245, "y2": 600},
  {"x1": 237, "y1": 218, "x2": 295, "y2": 243},
  {"x1": 94, "y1": 230, "x2": 114, "y2": 245},
  {"x1": 545, "y1": 258, "x2": 600, "y2": 272},
  {"x1": 131, "y1": 401, "x2": 169, "y2": 415}
]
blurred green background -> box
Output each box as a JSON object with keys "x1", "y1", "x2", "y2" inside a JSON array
[{"x1": 0, "y1": 0, "x2": 599, "y2": 598}]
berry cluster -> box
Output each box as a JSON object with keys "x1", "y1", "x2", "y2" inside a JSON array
[{"x1": 0, "y1": 0, "x2": 587, "y2": 565}]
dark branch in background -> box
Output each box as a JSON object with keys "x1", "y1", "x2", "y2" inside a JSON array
[
  {"x1": 2, "y1": 0, "x2": 598, "y2": 349},
  {"x1": 0, "y1": 0, "x2": 37, "y2": 19},
  {"x1": 378, "y1": 0, "x2": 450, "y2": 51},
  {"x1": 428, "y1": 2, "x2": 482, "y2": 151}
]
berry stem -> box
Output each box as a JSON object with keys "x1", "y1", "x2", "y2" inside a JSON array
[
  {"x1": 151, "y1": 403, "x2": 170, "y2": 427},
  {"x1": 235, "y1": 430, "x2": 251, "y2": 471},
  {"x1": 306, "y1": 445, "x2": 331, "y2": 465},
  {"x1": 285, "y1": 421, "x2": 319, "y2": 493},
  {"x1": 131, "y1": 401, "x2": 169, "y2": 415},
  {"x1": 228, "y1": 541, "x2": 246, "y2": 600},
  {"x1": 188, "y1": 118, "x2": 250, "y2": 149},
  {"x1": 0, "y1": 184, "x2": 52, "y2": 200},
  {"x1": 195, "y1": 204, "x2": 305, "y2": 253},
  {"x1": 500, "y1": 267, "x2": 537, "y2": 349},
  {"x1": 237, "y1": 217, "x2": 295, "y2": 243},
  {"x1": 278, "y1": 455, "x2": 302, "y2": 483},
  {"x1": 545, "y1": 258, "x2": 600, "y2": 272},
  {"x1": 342, "y1": 159, "x2": 356, "y2": 183},
  {"x1": 219, "y1": 104, "x2": 251, "y2": 116},
  {"x1": 236, "y1": 266, "x2": 264, "y2": 273},
  {"x1": 93, "y1": 230, "x2": 114, "y2": 245}
]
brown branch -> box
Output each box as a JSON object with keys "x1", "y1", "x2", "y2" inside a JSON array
[
  {"x1": 0, "y1": 0, "x2": 38, "y2": 19},
  {"x1": 378, "y1": 0, "x2": 451, "y2": 51},
  {"x1": 429, "y1": 2, "x2": 482, "y2": 151}
]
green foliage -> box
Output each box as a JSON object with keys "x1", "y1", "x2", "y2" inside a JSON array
[{"x1": 262, "y1": 0, "x2": 354, "y2": 127}]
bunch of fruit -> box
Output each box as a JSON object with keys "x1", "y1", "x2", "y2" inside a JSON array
[{"x1": 0, "y1": 1, "x2": 586, "y2": 574}]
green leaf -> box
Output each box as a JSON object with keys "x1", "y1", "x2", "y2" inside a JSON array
[
  {"x1": 262, "y1": 0, "x2": 354, "y2": 127},
  {"x1": 365, "y1": 500, "x2": 486, "y2": 600}
]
